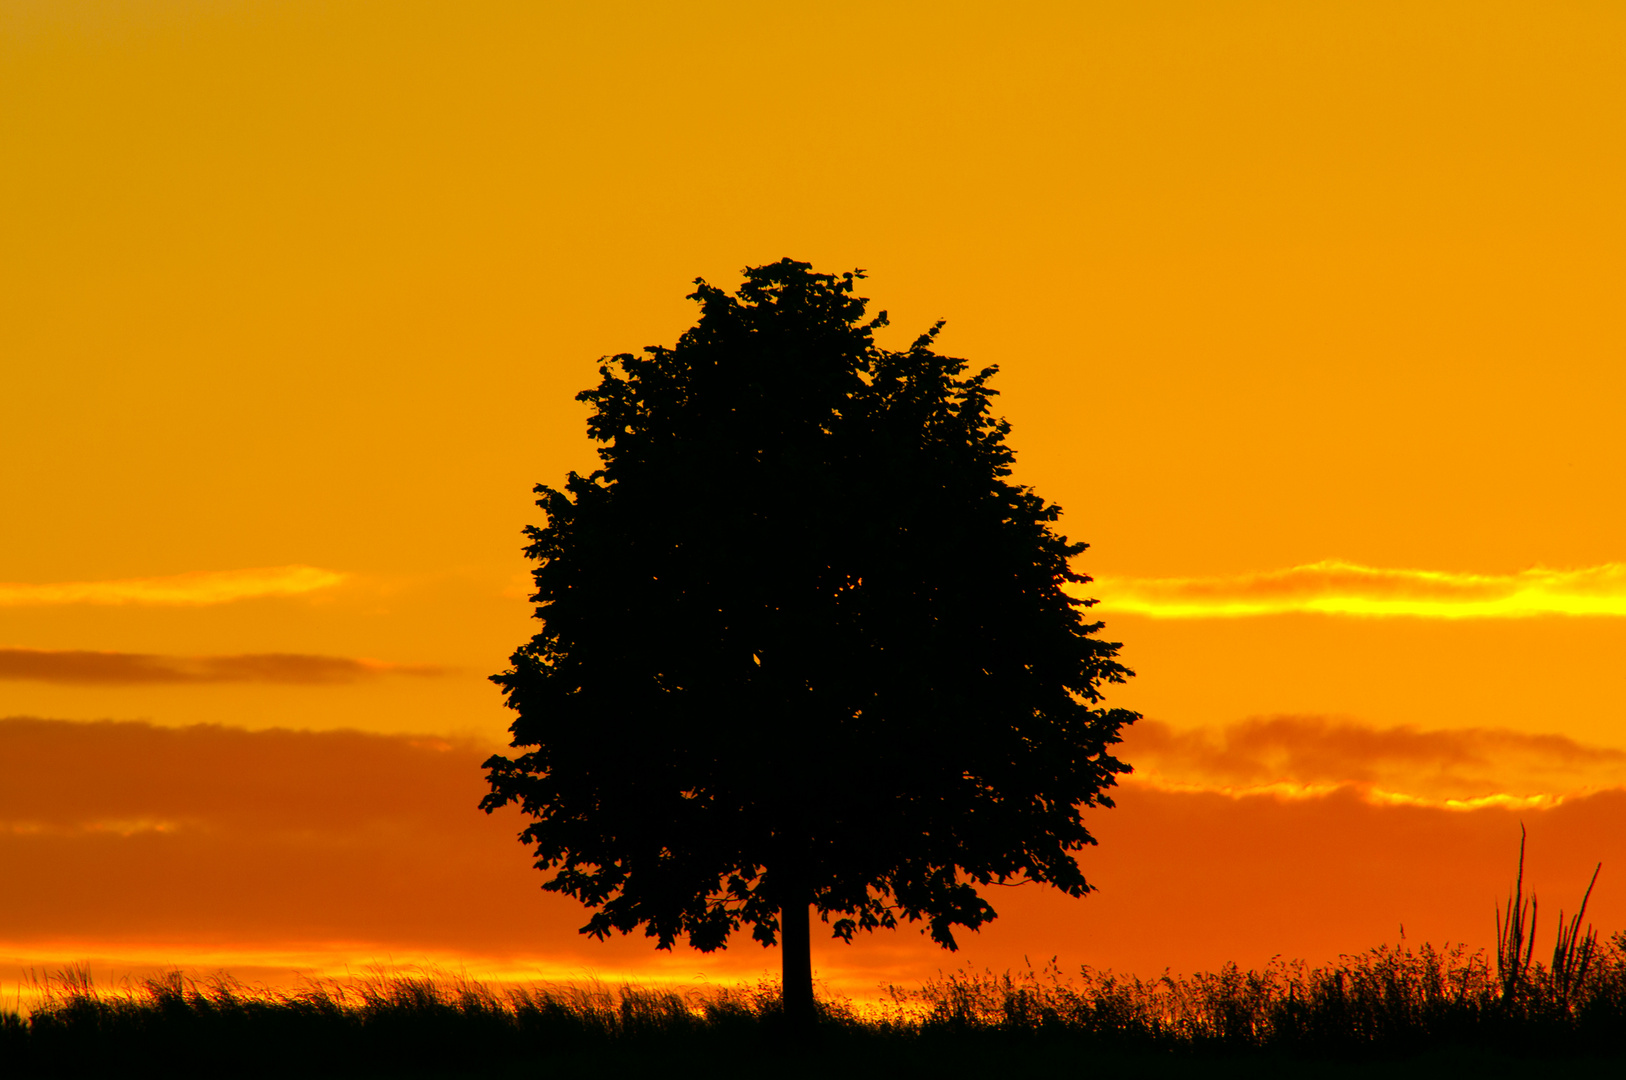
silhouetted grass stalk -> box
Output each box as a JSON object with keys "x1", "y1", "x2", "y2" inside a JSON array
[
  {"x1": 1495, "y1": 824, "x2": 1538, "y2": 1005},
  {"x1": 1552, "y1": 861, "x2": 1602, "y2": 1012}
]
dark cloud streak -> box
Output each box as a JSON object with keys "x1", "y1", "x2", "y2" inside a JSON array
[{"x1": 0, "y1": 648, "x2": 447, "y2": 686}]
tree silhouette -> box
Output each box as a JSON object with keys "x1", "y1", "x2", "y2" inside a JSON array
[{"x1": 482, "y1": 259, "x2": 1136, "y2": 1028}]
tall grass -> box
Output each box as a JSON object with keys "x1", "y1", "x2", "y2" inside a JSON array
[
  {"x1": 4, "y1": 852, "x2": 1622, "y2": 1074},
  {"x1": 4, "y1": 932, "x2": 1623, "y2": 1076},
  {"x1": 2, "y1": 965, "x2": 834, "y2": 1077},
  {"x1": 897, "y1": 933, "x2": 1626, "y2": 1055}
]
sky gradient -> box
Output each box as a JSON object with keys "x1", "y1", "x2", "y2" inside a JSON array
[{"x1": 3, "y1": 1, "x2": 1623, "y2": 1001}]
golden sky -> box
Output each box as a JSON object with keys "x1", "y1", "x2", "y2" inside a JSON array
[{"x1": 3, "y1": 1, "x2": 1624, "y2": 998}]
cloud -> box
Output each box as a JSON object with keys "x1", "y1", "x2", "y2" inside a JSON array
[
  {"x1": 1122, "y1": 716, "x2": 1626, "y2": 809},
  {"x1": 0, "y1": 718, "x2": 487, "y2": 833},
  {"x1": 1087, "y1": 560, "x2": 1626, "y2": 619},
  {"x1": 0, "y1": 565, "x2": 345, "y2": 607},
  {"x1": 0, "y1": 718, "x2": 545, "y2": 959},
  {"x1": 0, "y1": 649, "x2": 446, "y2": 686},
  {"x1": 0, "y1": 717, "x2": 1621, "y2": 991}
]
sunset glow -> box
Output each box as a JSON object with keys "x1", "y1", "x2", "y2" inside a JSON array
[
  {"x1": 3, "y1": 718, "x2": 1621, "y2": 1002},
  {"x1": 3, "y1": 0, "x2": 1623, "y2": 1004}
]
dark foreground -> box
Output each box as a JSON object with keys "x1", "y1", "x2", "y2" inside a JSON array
[{"x1": 5, "y1": 941, "x2": 1625, "y2": 1078}]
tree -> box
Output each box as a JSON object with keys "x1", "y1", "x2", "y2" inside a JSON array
[{"x1": 482, "y1": 259, "x2": 1136, "y2": 1029}]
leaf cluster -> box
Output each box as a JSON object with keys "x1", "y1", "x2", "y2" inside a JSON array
[{"x1": 483, "y1": 259, "x2": 1136, "y2": 954}]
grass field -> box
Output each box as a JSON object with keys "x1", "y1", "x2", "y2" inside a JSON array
[
  {"x1": 5, "y1": 842, "x2": 1620, "y2": 1076},
  {"x1": 4, "y1": 928, "x2": 1623, "y2": 1078}
]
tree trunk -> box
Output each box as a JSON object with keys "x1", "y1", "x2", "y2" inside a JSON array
[{"x1": 780, "y1": 870, "x2": 814, "y2": 1033}]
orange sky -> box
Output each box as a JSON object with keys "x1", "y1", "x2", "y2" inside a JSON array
[{"x1": 3, "y1": 2, "x2": 1624, "y2": 1000}]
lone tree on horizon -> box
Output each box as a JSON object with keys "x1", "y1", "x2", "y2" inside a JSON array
[{"x1": 482, "y1": 259, "x2": 1137, "y2": 1028}]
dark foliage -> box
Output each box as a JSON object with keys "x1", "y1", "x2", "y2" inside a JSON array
[{"x1": 481, "y1": 260, "x2": 1137, "y2": 991}]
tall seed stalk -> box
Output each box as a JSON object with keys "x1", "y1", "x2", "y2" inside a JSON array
[
  {"x1": 1551, "y1": 862, "x2": 1602, "y2": 1012},
  {"x1": 1495, "y1": 824, "x2": 1538, "y2": 1007}
]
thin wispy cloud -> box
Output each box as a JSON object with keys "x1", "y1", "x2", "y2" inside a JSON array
[
  {"x1": 1088, "y1": 560, "x2": 1626, "y2": 619},
  {"x1": 0, "y1": 566, "x2": 345, "y2": 607},
  {"x1": 0, "y1": 649, "x2": 446, "y2": 686},
  {"x1": 1123, "y1": 716, "x2": 1626, "y2": 809}
]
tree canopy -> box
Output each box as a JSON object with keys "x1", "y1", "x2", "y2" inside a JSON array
[{"x1": 482, "y1": 258, "x2": 1136, "y2": 1018}]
